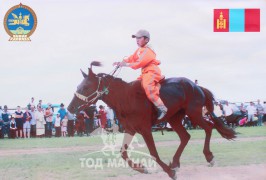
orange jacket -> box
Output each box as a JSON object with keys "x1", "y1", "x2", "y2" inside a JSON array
[{"x1": 124, "y1": 46, "x2": 161, "y2": 73}]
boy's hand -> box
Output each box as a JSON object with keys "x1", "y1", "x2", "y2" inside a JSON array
[
  {"x1": 113, "y1": 61, "x2": 129, "y2": 67},
  {"x1": 113, "y1": 62, "x2": 121, "y2": 66}
]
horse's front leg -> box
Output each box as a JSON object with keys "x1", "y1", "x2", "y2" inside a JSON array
[
  {"x1": 141, "y1": 130, "x2": 176, "y2": 180},
  {"x1": 120, "y1": 131, "x2": 147, "y2": 174}
]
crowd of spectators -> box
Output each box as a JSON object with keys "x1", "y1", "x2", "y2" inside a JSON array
[
  {"x1": 1, "y1": 97, "x2": 265, "y2": 139},
  {"x1": 212, "y1": 99, "x2": 266, "y2": 126},
  {"x1": 0, "y1": 97, "x2": 117, "y2": 139}
]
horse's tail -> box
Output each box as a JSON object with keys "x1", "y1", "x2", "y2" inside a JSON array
[{"x1": 199, "y1": 86, "x2": 236, "y2": 140}]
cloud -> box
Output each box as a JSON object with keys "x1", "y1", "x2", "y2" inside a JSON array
[{"x1": 0, "y1": 0, "x2": 265, "y2": 107}]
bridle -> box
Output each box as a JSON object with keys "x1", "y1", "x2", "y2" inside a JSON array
[
  {"x1": 75, "y1": 77, "x2": 109, "y2": 110},
  {"x1": 74, "y1": 65, "x2": 121, "y2": 111}
]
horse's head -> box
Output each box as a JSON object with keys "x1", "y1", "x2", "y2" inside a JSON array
[{"x1": 67, "y1": 61, "x2": 104, "y2": 114}]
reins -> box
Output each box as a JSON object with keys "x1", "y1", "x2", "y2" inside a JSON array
[{"x1": 74, "y1": 64, "x2": 123, "y2": 112}]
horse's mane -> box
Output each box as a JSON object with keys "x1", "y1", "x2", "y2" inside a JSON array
[{"x1": 97, "y1": 73, "x2": 126, "y2": 84}]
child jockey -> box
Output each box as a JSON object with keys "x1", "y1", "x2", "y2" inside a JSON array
[{"x1": 113, "y1": 29, "x2": 167, "y2": 120}]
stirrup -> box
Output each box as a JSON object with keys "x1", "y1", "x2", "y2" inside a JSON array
[{"x1": 157, "y1": 109, "x2": 167, "y2": 120}]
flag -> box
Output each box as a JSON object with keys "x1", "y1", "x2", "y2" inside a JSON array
[{"x1": 214, "y1": 9, "x2": 260, "y2": 32}]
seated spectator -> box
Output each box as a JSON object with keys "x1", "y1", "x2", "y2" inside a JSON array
[
  {"x1": 9, "y1": 115, "x2": 17, "y2": 139},
  {"x1": 54, "y1": 113, "x2": 61, "y2": 137},
  {"x1": 61, "y1": 115, "x2": 68, "y2": 137}
]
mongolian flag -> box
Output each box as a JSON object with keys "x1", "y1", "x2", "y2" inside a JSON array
[{"x1": 214, "y1": 9, "x2": 260, "y2": 32}]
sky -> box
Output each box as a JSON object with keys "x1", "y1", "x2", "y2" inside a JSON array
[{"x1": 0, "y1": 0, "x2": 265, "y2": 108}]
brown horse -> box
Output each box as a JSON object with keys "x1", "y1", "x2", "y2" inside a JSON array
[{"x1": 68, "y1": 62, "x2": 236, "y2": 180}]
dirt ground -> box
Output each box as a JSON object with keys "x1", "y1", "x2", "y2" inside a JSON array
[
  {"x1": 108, "y1": 164, "x2": 266, "y2": 180},
  {"x1": 1, "y1": 136, "x2": 265, "y2": 180}
]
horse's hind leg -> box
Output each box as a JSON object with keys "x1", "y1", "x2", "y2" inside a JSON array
[
  {"x1": 168, "y1": 112, "x2": 190, "y2": 170},
  {"x1": 189, "y1": 114, "x2": 214, "y2": 165}
]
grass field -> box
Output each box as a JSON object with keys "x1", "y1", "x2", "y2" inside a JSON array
[{"x1": 0, "y1": 126, "x2": 265, "y2": 180}]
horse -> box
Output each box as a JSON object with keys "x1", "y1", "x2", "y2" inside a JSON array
[{"x1": 68, "y1": 62, "x2": 236, "y2": 180}]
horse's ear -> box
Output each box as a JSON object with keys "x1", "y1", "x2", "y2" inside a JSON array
[
  {"x1": 80, "y1": 69, "x2": 87, "y2": 78},
  {"x1": 90, "y1": 61, "x2": 102, "y2": 68},
  {"x1": 88, "y1": 68, "x2": 96, "y2": 78}
]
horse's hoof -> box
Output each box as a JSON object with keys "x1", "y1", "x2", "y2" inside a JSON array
[
  {"x1": 170, "y1": 170, "x2": 177, "y2": 180},
  {"x1": 171, "y1": 166, "x2": 179, "y2": 172},
  {"x1": 209, "y1": 158, "x2": 215, "y2": 167},
  {"x1": 143, "y1": 167, "x2": 149, "y2": 174}
]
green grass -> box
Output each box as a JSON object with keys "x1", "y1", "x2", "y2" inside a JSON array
[
  {"x1": 0, "y1": 126, "x2": 265, "y2": 180},
  {"x1": 0, "y1": 126, "x2": 264, "y2": 150}
]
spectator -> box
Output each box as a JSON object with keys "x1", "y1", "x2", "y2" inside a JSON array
[
  {"x1": 54, "y1": 113, "x2": 61, "y2": 137},
  {"x1": 90, "y1": 104, "x2": 98, "y2": 132},
  {"x1": 223, "y1": 101, "x2": 233, "y2": 117},
  {"x1": 76, "y1": 111, "x2": 85, "y2": 136},
  {"x1": 29, "y1": 106, "x2": 36, "y2": 137},
  {"x1": 45, "y1": 104, "x2": 53, "y2": 138},
  {"x1": 263, "y1": 101, "x2": 266, "y2": 126},
  {"x1": 2, "y1": 105, "x2": 11, "y2": 138},
  {"x1": 213, "y1": 102, "x2": 223, "y2": 118},
  {"x1": 35, "y1": 105, "x2": 45, "y2": 137},
  {"x1": 83, "y1": 111, "x2": 91, "y2": 136},
  {"x1": 37, "y1": 100, "x2": 42, "y2": 109},
  {"x1": 23, "y1": 108, "x2": 32, "y2": 138},
  {"x1": 240, "y1": 103, "x2": 247, "y2": 116},
  {"x1": 106, "y1": 106, "x2": 115, "y2": 129},
  {"x1": 94, "y1": 114, "x2": 101, "y2": 129},
  {"x1": 9, "y1": 115, "x2": 17, "y2": 139},
  {"x1": 29, "y1": 97, "x2": 35, "y2": 107},
  {"x1": 195, "y1": 79, "x2": 198, "y2": 85},
  {"x1": 99, "y1": 105, "x2": 107, "y2": 129},
  {"x1": 58, "y1": 103, "x2": 67, "y2": 121},
  {"x1": 256, "y1": 99, "x2": 264, "y2": 126},
  {"x1": 0, "y1": 106, "x2": 3, "y2": 122},
  {"x1": 246, "y1": 102, "x2": 257, "y2": 123},
  {"x1": 15, "y1": 106, "x2": 24, "y2": 138},
  {"x1": 67, "y1": 112, "x2": 75, "y2": 137},
  {"x1": 0, "y1": 111, "x2": 3, "y2": 139},
  {"x1": 61, "y1": 115, "x2": 68, "y2": 137}
]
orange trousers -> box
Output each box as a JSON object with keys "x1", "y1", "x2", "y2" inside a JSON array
[{"x1": 140, "y1": 71, "x2": 164, "y2": 107}]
